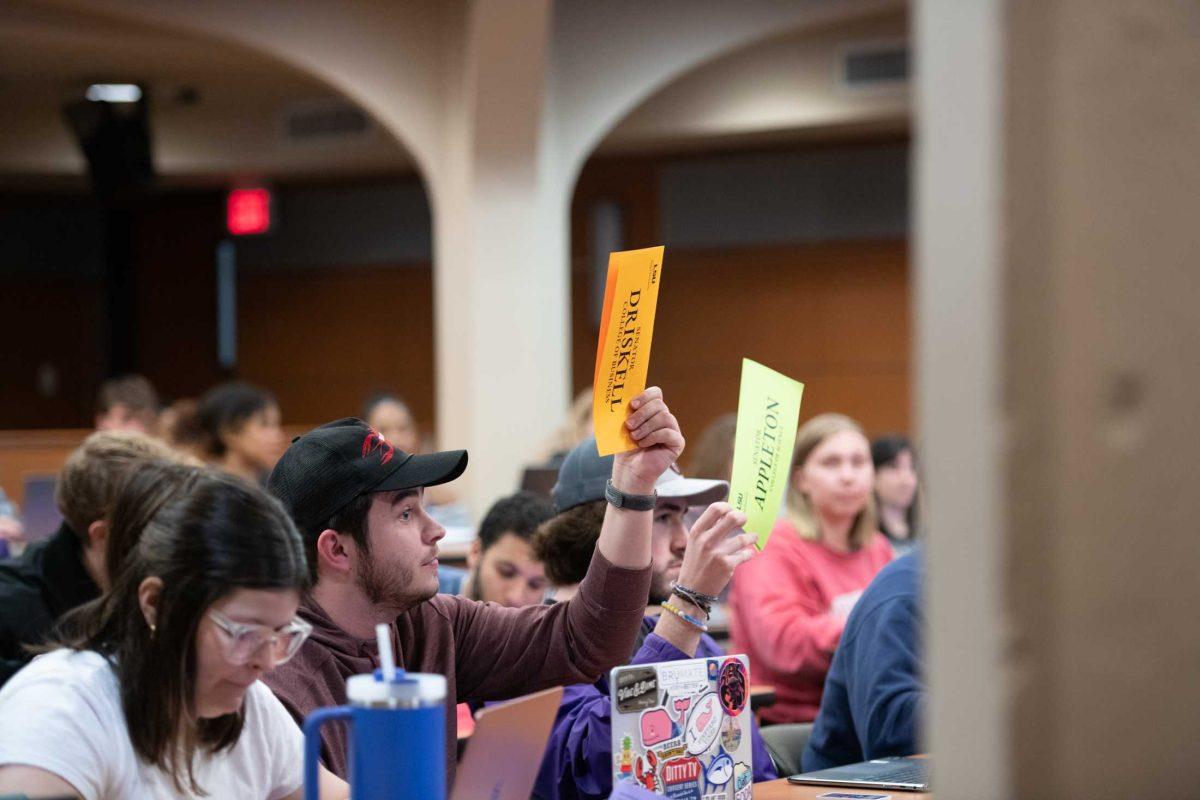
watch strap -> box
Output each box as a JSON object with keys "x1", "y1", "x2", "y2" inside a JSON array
[{"x1": 604, "y1": 479, "x2": 657, "y2": 511}]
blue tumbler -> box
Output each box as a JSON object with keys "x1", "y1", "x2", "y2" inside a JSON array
[{"x1": 303, "y1": 669, "x2": 447, "y2": 800}]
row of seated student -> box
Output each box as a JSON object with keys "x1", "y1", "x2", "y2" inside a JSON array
[
  {"x1": 0, "y1": 387, "x2": 761, "y2": 798},
  {"x1": 0, "y1": 382, "x2": 923, "y2": 797}
]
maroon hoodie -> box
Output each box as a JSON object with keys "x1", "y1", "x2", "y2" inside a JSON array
[{"x1": 264, "y1": 549, "x2": 650, "y2": 786}]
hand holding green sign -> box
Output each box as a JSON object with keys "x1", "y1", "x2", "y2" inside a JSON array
[{"x1": 727, "y1": 359, "x2": 805, "y2": 549}]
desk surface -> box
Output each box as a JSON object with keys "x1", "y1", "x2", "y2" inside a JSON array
[
  {"x1": 754, "y1": 779, "x2": 932, "y2": 799},
  {"x1": 758, "y1": 755, "x2": 932, "y2": 800}
]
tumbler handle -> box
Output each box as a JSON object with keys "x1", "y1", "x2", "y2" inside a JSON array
[{"x1": 304, "y1": 706, "x2": 353, "y2": 800}]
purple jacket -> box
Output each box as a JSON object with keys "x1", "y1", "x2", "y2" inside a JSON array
[{"x1": 532, "y1": 616, "x2": 778, "y2": 800}]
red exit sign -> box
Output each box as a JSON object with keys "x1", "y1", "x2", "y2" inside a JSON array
[{"x1": 226, "y1": 188, "x2": 272, "y2": 236}]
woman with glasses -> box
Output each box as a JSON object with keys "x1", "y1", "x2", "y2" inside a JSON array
[{"x1": 0, "y1": 470, "x2": 350, "y2": 799}]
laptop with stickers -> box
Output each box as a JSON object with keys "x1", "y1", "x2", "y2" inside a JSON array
[{"x1": 609, "y1": 654, "x2": 755, "y2": 800}]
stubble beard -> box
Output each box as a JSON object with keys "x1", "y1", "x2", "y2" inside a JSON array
[{"x1": 356, "y1": 555, "x2": 432, "y2": 613}]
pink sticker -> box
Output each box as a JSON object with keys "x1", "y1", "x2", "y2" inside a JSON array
[{"x1": 640, "y1": 708, "x2": 674, "y2": 747}]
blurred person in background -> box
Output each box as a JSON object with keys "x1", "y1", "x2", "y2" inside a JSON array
[
  {"x1": 0, "y1": 471, "x2": 349, "y2": 799},
  {"x1": 0, "y1": 488, "x2": 23, "y2": 558},
  {"x1": 871, "y1": 435, "x2": 921, "y2": 555},
  {"x1": 94, "y1": 374, "x2": 160, "y2": 434},
  {"x1": 364, "y1": 392, "x2": 460, "y2": 512},
  {"x1": 684, "y1": 411, "x2": 737, "y2": 482},
  {"x1": 188, "y1": 382, "x2": 286, "y2": 485},
  {"x1": 803, "y1": 547, "x2": 924, "y2": 772},
  {"x1": 728, "y1": 413, "x2": 893, "y2": 724},
  {"x1": 362, "y1": 392, "x2": 420, "y2": 454},
  {"x1": 0, "y1": 432, "x2": 177, "y2": 686},
  {"x1": 440, "y1": 491, "x2": 554, "y2": 607},
  {"x1": 527, "y1": 435, "x2": 771, "y2": 799},
  {"x1": 158, "y1": 398, "x2": 209, "y2": 461}
]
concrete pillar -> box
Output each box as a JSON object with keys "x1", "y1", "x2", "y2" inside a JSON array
[
  {"x1": 919, "y1": 0, "x2": 1200, "y2": 796},
  {"x1": 432, "y1": 0, "x2": 572, "y2": 515}
]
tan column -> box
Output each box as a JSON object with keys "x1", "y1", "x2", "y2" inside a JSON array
[
  {"x1": 432, "y1": 0, "x2": 571, "y2": 517},
  {"x1": 919, "y1": 1, "x2": 1200, "y2": 796}
]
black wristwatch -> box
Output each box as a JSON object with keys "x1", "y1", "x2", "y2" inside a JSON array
[{"x1": 604, "y1": 479, "x2": 657, "y2": 511}]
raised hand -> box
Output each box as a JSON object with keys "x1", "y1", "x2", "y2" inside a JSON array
[
  {"x1": 611, "y1": 387, "x2": 684, "y2": 495},
  {"x1": 673, "y1": 502, "x2": 757, "y2": 598}
]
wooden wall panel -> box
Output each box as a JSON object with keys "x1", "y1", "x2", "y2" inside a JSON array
[
  {"x1": 571, "y1": 239, "x2": 911, "y2": 444},
  {"x1": 236, "y1": 264, "x2": 436, "y2": 433},
  {"x1": 0, "y1": 275, "x2": 104, "y2": 429}
]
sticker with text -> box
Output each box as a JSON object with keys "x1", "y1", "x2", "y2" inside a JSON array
[{"x1": 616, "y1": 666, "x2": 659, "y2": 714}]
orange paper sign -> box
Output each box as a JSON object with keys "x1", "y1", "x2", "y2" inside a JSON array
[{"x1": 592, "y1": 246, "x2": 664, "y2": 456}]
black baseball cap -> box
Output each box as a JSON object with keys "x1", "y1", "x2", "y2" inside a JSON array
[{"x1": 268, "y1": 417, "x2": 467, "y2": 539}]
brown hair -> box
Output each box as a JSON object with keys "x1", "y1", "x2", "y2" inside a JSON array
[
  {"x1": 784, "y1": 413, "x2": 877, "y2": 551},
  {"x1": 530, "y1": 500, "x2": 606, "y2": 586},
  {"x1": 685, "y1": 412, "x2": 737, "y2": 482},
  {"x1": 103, "y1": 460, "x2": 206, "y2": 585},
  {"x1": 96, "y1": 374, "x2": 159, "y2": 416},
  {"x1": 55, "y1": 431, "x2": 176, "y2": 537},
  {"x1": 54, "y1": 472, "x2": 309, "y2": 795}
]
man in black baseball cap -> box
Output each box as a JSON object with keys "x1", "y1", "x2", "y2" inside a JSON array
[{"x1": 263, "y1": 388, "x2": 684, "y2": 788}]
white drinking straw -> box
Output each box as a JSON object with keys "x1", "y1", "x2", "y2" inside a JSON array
[{"x1": 376, "y1": 623, "x2": 396, "y2": 682}]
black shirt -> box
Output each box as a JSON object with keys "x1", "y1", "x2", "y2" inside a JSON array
[{"x1": 0, "y1": 523, "x2": 100, "y2": 687}]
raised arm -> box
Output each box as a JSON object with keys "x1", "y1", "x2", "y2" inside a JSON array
[
  {"x1": 597, "y1": 386, "x2": 685, "y2": 570},
  {"x1": 454, "y1": 387, "x2": 683, "y2": 699}
]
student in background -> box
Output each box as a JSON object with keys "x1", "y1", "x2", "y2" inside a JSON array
[
  {"x1": 192, "y1": 382, "x2": 286, "y2": 485},
  {"x1": 364, "y1": 393, "x2": 461, "y2": 511},
  {"x1": 0, "y1": 488, "x2": 22, "y2": 558},
  {"x1": 528, "y1": 436, "x2": 770, "y2": 800},
  {"x1": 95, "y1": 374, "x2": 160, "y2": 434},
  {"x1": 728, "y1": 414, "x2": 893, "y2": 724},
  {"x1": 442, "y1": 491, "x2": 553, "y2": 607},
  {"x1": 0, "y1": 432, "x2": 177, "y2": 686},
  {"x1": 363, "y1": 393, "x2": 420, "y2": 455},
  {"x1": 803, "y1": 548, "x2": 924, "y2": 771},
  {"x1": 0, "y1": 471, "x2": 350, "y2": 799},
  {"x1": 871, "y1": 435, "x2": 921, "y2": 555},
  {"x1": 685, "y1": 412, "x2": 737, "y2": 482}
]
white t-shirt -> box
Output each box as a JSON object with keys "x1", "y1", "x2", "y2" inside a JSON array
[{"x1": 0, "y1": 649, "x2": 304, "y2": 800}]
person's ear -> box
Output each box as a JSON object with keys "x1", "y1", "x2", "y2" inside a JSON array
[
  {"x1": 86, "y1": 519, "x2": 109, "y2": 551},
  {"x1": 316, "y1": 529, "x2": 354, "y2": 577},
  {"x1": 138, "y1": 576, "x2": 164, "y2": 632},
  {"x1": 466, "y1": 538, "x2": 482, "y2": 570}
]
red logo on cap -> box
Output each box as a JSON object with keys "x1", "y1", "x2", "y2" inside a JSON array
[{"x1": 361, "y1": 428, "x2": 394, "y2": 465}]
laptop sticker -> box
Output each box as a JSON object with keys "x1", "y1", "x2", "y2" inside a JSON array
[
  {"x1": 660, "y1": 755, "x2": 703, "y2": 800},
  {"x1": 705, "y1": 752, "x2": 734, "y2": 786},
  {"x1": 640, "y1": 707, "x2": 676, "y2": 748},
  {"x1": 718, "y1": 658, "x2": 748, "y2": 717},
  {"x1": 616, "y1": 667, "x2": 659, "y2": 714},
  {"x1": 684, "y1": 692, "x2": 722, "y2": 755}
]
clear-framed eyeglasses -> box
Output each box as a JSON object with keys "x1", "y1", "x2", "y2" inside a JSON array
[{"x1": 208, "y1": 608, "x2": 313, "y2": 666}]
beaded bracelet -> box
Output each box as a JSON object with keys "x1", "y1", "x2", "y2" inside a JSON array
[{"x1": 660, "y1": 600, "x2": 709, "y2": 633}]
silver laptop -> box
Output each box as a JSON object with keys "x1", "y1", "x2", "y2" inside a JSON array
[
  {"x1": 788, "y1": 756, "x2": 932, "y2": 792},
  {"x1": 610, "y1": 654, "x2": 755, "y2": 798}
]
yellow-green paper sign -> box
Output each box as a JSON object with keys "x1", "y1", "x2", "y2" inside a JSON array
[{"x1": 728, "y1": 359, "x2": 804, "y2": 549}]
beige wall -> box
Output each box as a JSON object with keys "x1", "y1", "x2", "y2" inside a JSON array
[{"x1": 920, "y1": 0, "x2": 1200, "y2": 796}]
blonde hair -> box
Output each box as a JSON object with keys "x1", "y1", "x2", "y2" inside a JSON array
[
  {"x1": 784, "y1": 413, "x2": 877, "y2": 550},
  {"x1": 56, "y1": 430, "x2": 176, "y2": 536}
]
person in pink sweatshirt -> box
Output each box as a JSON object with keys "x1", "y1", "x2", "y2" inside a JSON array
[{"x1": 728, "y1": 413, "x2": 894, "y2": 724}]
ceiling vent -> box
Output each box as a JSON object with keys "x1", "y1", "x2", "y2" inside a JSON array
[
  {"x1": 283, "y1": 99, "x2": 373, "y2": 143},
  {"x1": 839, "y1": 42, "x2": 910, "y2": 89}
]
